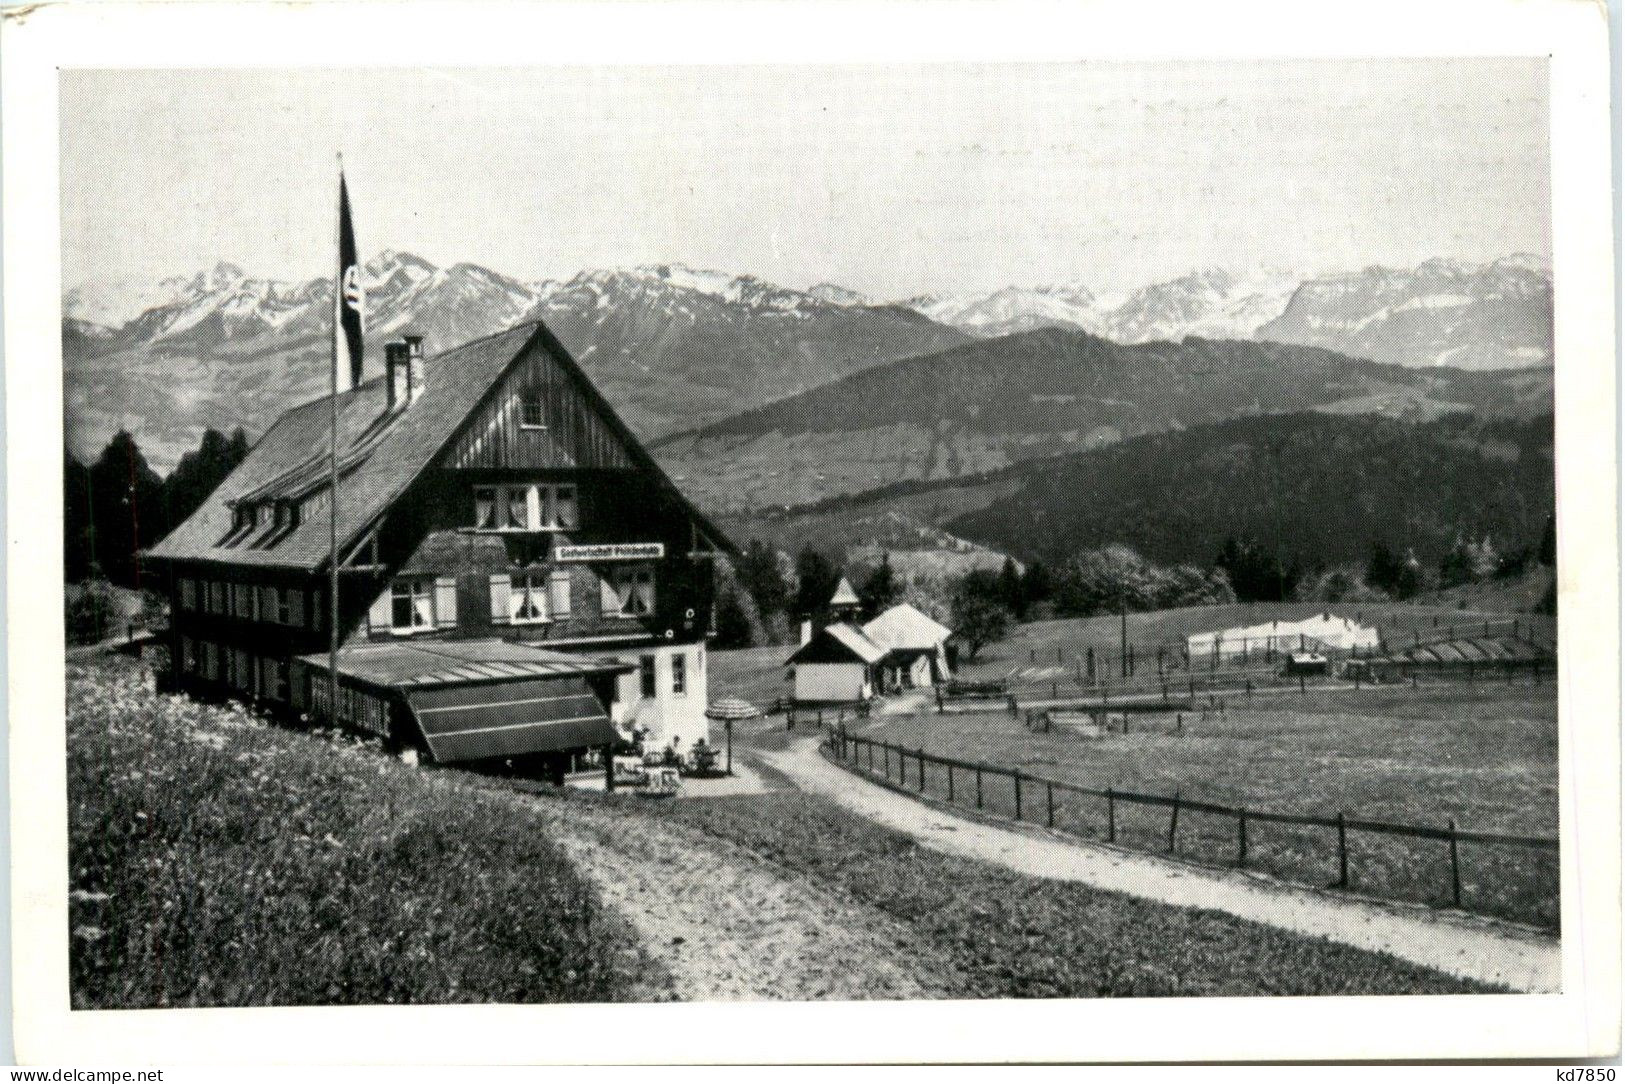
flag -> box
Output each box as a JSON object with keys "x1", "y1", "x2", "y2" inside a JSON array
[{"x1": 336, "y1": 171, "x2": 364, "y2": 390}]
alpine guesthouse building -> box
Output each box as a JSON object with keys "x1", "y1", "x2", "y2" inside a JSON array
[{"x1": 144, "y1": 324, "x2": 737, "y2": 776}]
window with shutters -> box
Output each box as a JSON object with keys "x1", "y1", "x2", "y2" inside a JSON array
[
  {"x1": 181, "y1": 636, "x2": 198, "y2": 673},
  {"x1": 508, "y1": 573, "x2": 549, "y2": 624},
  {"x1": 639, "y1": 655, "x2": 657, "y2": 699},
  {"x1": 392, "y1": 579, "x2": 434, "y2": 631},
  {"x1": 179, "y1": 579, "x2": 197, "y2": 610},
  {"x1": 671, "y1": 652, "x2": 687, "y2": 697},
  {"x1": 603, "y1": 564, "x2": 655, "y2": 617},
  {"x1": 207, "y1": 581, "x2": 226, "y2": 614},
  {"x1": 233, "y1": 583, "x2": 255, "y2": 619}
]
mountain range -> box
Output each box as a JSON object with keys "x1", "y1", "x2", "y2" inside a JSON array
[{"x1": 63, "y1": 251, "x2": 1552, "y2": 474}]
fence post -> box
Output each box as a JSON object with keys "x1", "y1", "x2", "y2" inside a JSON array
[
  {"x1": 1448, "y1": 818, "x2": 1462, "y2": 908},
  {"x1": 1014, "y1": 772, "x2": 1023, "y2": 821},
  {"x1": 1299, "y1": 674, "x2": 1306, "y2": 694},
  {"x1": 1167, "y1": 791, "x2": 1181, "y2": 853},
  {"x1": 947, "y1": 761, "x2": 955, "y2": 803},
  {"x1": 917, "y1": 748, "x2": 925, "y2": 792},
  {"x1": 1106, "y1": 787, "x2": 1116, "y2": 843},
  {"x1": 1336, "y1": 812, "x2": 1349, "y2": 888},
  {"x1": 866, "y1": 739, "x2": 873, "y2": 772},
  {"x1": 1044, "y1": 781, "x2": 1055, "y2": 827},
  {"x1": 1237, "y1": 807, "x2": 1248, "y2": 867},
  {"x1": 1176, "y1": 712, "x2": 1182, "y2": 734},
  {"x1": 976, "y1": 766, "x2": 983, "y2": 809}
]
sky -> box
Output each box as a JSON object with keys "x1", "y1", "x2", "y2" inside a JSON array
[{"x1": 59, "y1": 59, "x2": 1550, "y2": 298}]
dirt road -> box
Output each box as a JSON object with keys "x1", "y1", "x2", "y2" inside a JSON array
[
  {"x1": 526, "y1": 795, "x2": 955, "y2": 1001},
  {"x1": 759, "y1": 737, "x2": 1561, "y2": 993}
]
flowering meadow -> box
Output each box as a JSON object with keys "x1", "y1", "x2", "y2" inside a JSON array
[{"x1": 67, "y1": 656, "x2": 664, "y2": 1007}]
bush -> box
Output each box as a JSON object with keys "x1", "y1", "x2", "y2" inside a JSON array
[{"x1": 66, "y1": 579, "x2": 119, "y2": 645}]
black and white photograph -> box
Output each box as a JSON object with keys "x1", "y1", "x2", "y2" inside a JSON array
[{"x1": 3, "y1": 0, "x2": 1618, "y2": 1067}]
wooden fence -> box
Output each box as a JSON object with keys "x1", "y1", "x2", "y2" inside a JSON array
[{"x1": 824, "y1": 723, "x2": 1558, "y2": 924}]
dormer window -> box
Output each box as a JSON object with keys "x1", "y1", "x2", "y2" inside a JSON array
[{"x1": 520, "y1": 395, "x2": 547, "y2": 430}]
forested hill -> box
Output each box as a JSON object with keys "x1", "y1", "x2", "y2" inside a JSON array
[
  {"x1": 943, "y1": 411, "x2": 1554, "y2": 569},
  {"x1": 652, "y1": 328, "x2": 1553, "y2": 513}
]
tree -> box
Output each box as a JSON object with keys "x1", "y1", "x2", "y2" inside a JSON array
[
  {"x1": 712, "y1": 593, "x2": 754, "y2": 649},
  {"x1": 792, "y1": 546, "x2": 841, "y2": 620},
  {"x1": 1216, "y1": 536, "x2": 1297, "y2": 603},
  {"x1": 857, "y1": 552, "x2": 899, "y2": 619},
  {"x1": 997, "y1": 556, "x2": 1025, "y2": 618},
  {"x1": 1020, "y1": 558, "x2": 1054, "y2": 613},
  {"x1": 736, "y1": 539, "x2": 790, "y2": 618},
  {"x1": 1365, "y1": 541, "x2": 1405, "y2": 598},
  {"x1": 87, "y1": 431, "x2": 166, "y2": 587},
  {"x1": 950, "y1": 574, "x2": 1013, "y2": 661},
  {"x1": 162, "y1": 427, "x2": 250, "y2": 532},
  {"x1": 64, "y1": 450, "x2": 94, "y2": 581}
]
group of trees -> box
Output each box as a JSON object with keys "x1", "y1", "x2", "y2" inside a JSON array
[{"x1": 65, "y1": 428, "x2": 249, "y2": 587}]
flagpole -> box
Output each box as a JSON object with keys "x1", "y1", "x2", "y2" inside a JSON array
[{"x1": 328, "y1": 152, "x2": 342, "y2": 724}]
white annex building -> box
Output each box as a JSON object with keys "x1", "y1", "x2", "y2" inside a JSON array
[
  {"x1": 785, "y1": 587, "x2": 955, "y2": 704},
  {"x1": 1187, "y1": 613, "x2": 1381, "y2": 662}
]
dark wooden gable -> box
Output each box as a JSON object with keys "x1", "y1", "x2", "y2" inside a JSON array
[{"x1": 442, "y1": 342, "x2": 636, "y2": 471}]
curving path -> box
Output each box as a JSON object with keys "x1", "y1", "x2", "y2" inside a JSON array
[{"x1": 758, "y1": 736, "x2": 1561, "y2": 993}]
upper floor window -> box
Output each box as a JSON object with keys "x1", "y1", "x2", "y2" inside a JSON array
[
  {"x1": 602, "y1": 564, "x2": 655, "y2": 617},
  {"x1": 179, "y1": 578, "x2": 197, "y2": 611},
  {"x1": 392, "y1": 579, "x2": 434, "y2": 631},
  {"x1": 472, "y1": 484, "x2": 579, "y2": 532},
  {"x1": 638, "y1": 655, "x2": 657, "y2": 699},
  {"x1": 672, "y1": 652, "x2": 687, "y2": 697},
  {"x1": 232, "y1": 583, "x2": 256, "y2": 619},
  {"x1": 206, "y1": 581, "x2": 227, "y2": 615},
  {"x1": 519, "y1": 395, "x2": 547, "y2": 429}
]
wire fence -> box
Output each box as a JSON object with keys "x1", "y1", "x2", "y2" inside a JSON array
[{"x1": 824, "y1": 722, "x2": 1559, "y2": 927}]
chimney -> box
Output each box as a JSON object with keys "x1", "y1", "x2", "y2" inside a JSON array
[
  {"x1": 403, "y1": 334, "x2": 426, "y2": 404},
  {"x1": 385, "y1": 341, "x2": 409, "y2": 410}
]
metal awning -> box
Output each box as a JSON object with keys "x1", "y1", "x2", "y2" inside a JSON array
[{"x1": 404, "y1": 675, "x2": 619, "y2": 763}]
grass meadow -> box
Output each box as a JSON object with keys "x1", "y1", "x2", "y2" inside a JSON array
[
  {"x1": 68, "y1": 656, "x2": 662, "y2": 1008},
  {"x1": 846, "y1": 682, "x2": 1558, "y2": 927},
  {"x1": 68, "y1": 652, "x2": 1495, "y2": 1004}
]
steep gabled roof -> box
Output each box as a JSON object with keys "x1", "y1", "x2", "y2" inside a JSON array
[
  {"x1": 145, "y1": 321, "x2": 737, "y2": 571},
  {"x1": 784, "y1": 622, "x2": 888, "y2": 666},
  {"x1": 863, "y1": 602, "x2": 953, "y2": 651}
]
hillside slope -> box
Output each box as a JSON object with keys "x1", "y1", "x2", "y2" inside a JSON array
[
  {"x1": 945, "y1": 411, "x2": 1554, "y2": 568},
  {"x1": 655, "y1": 328, "x2": 1554, "y2": 513}
]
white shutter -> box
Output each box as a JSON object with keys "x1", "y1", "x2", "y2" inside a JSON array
[
  {"x1": 600, "y1": 573, "x2": 620, "y2": 616},
  {"x1": 368, "y1": 584, "x2": 394, "y2": 635},
  {"x1": 488, "y1": 573, "x2": 511, "y2": 624},
  {"x1": 434, "y1": 576, "x2": 458, "y2": 628},
  {"x1": 549, "y1": 570, "x2": 572, "y2": 618}
]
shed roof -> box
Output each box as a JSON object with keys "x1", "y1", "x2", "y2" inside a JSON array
[
  {"x1": 145, "y1": 320, "x2": 736, "y2": 571},
  {"x1": 297, "y1": 638, "x2": 633, "y2": 691},
  {"x1": 863, "y1": 603, "x2": 953, "y2": 651}
]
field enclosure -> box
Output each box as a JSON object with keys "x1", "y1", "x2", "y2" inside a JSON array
[{"x1": 842, "y1": 683, "x2": 1558, "y2": 926}]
